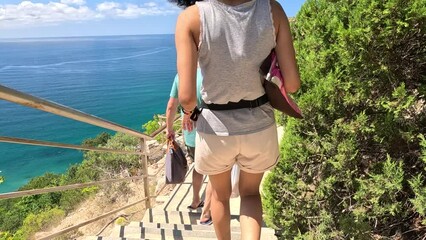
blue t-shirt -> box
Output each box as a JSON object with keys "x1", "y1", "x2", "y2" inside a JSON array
[{"x1": 169, "y1": 69, "x2": 203, "y2": 147}]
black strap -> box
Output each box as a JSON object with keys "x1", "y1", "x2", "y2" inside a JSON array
[{"x1": 200, "y1": 94, "x2": 269, "y2": 111}]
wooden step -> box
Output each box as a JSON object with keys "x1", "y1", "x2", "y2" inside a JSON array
[
  {"x1": 110, "y1": 225, "x2": 218, "y2": 239},
  {"x1": 80, "y1": 236, "x2": 153, "y2": 240},
  {"x1": 142, "y1": 210, "x2": 240, "y2": 226},
  {"x1": 109, "y1": 225, "x2": 274, "y2": 239},
  {"x1": 111, "y1": 222, "x2": 277, "y2": 238},
  {"x1": 160, "y1": 165, "x2": 209, "y2": 212},
  {"x1": 127, "y1": 221, "x2": 216, "y2": 231},
  {"x1": 110, "y1": 223, "x2": 276, "y2": 240}
]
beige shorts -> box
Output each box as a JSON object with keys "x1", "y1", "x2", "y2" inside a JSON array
[{"x1": 194, "y1": 124, "x2": 279, "y2": 175}]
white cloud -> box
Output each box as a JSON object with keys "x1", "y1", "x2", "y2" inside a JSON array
[
  {"x1": 60, "y1": 0, "x2": 86, "y2": 6},
  {"x1": 144, "y1": 2, "x2": 157, "y2": 7},
  {"x1": 96, "y1": 2, "x2": 176, "y2": 19},
  {"x1": 0, "y1": 0, "x2": 179, "y2": 29},
  {"x1": 96, "y1": 2, "x2": 120, "y2": 12}
]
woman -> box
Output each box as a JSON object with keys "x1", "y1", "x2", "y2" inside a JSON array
[{"x1": 171, "y1": 0, "x2": 301, "y2": 239}]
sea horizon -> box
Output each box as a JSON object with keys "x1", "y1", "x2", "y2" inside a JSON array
[{"x1": 0, "y1": 33, "x2": 174, "y2": 42}]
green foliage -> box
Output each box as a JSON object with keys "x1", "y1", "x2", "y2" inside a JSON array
[
  {"x1": 0, "y1": 231, "x2": 13, "y2": 240},
  {"x1": 142, "y1": 114, "x2": 167, "y2": 142},
  {"x1": 13, "y1": 208, "x2": 65, "y2": 240},
  {"x1": 0, "y1": 199, "x2": 28, "y2": 233},
  {"x1": 142, "y1": 114, "x2": 161, "y2": 135},
  {"x1": 409, "y1": 135, "x2": 426, "y2": 225},
  {"x1": 83, "y1": 132, "x2": 141, "y2": 174},
  {"x1": 115, "y1": 216, "x2": 129, "y2": 226},
  {"x1": 263, "y1": 0, "x2": 426, "y2": 239},
  {"x1": 0, "y1": 176, "x2": 4, "y2": 184},
  {"x1": 82, "y1": 132, "x2": 112, "y2": 148},
  {"x1": 0, "y1": 130, "x2": 142, "y2": 236}
]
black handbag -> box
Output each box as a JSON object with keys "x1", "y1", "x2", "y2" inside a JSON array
[{"x1": 165, "y1": 139, "x2": 188, "y2": 184}]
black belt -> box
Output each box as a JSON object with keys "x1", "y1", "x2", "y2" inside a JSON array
[{"x1": 200, "y1": 94, "x2": 269, "y2": 110}]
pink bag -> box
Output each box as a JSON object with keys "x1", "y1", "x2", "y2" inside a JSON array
[{"x1": 260, "y1": 49, "x2": 303, "y2": 119}]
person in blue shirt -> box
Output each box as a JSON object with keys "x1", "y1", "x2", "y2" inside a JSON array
[{"x1": 165, "y1": 68, "x2": 212, "y2": 225}]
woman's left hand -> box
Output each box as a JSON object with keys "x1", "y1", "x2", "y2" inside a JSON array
[{"x1": 182, "y1": 113, "x2": 194, "y2": 132}]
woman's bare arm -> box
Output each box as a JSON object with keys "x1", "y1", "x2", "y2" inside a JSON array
[
  {"x1": 175, "y1": 5, "x2": 199, "y2": 112},
  {"x1": 165, "y1": 97, "x2": 179, "y2": 138},
  {"x1": 271, "y1": 1, "x2": 301, "y2": 93}
]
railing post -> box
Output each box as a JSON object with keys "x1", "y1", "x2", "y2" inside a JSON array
[{"x1": 140, "y1": 138, "x2": 151, "y2": 209}]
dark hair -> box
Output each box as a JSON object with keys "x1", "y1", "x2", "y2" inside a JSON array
[{"x1": 168, "y1": 0, "x2": 203, "y2": 8}]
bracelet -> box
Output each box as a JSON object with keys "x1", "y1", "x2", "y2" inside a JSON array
[{"x1": 182, "y1": 107, "x2": 194, "y2": 115}]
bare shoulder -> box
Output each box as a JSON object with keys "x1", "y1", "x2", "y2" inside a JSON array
[
  {"x1": 176, "y1": 5, "x2": 200, "y2": 43},
  {"x1": 270, "y1": 0, "x2": 287, "y2": 23},
  {"x1": 177, "y1": 5, "x2": 200, "y2": 26},
  {"x1": 270, "y1": 1, "x2": 290, "y2": 35},
  {"x1": 270, "y1": 0, "x2": 284, "y2": 11}
]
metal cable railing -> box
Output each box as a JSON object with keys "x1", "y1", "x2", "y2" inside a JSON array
[{"x1": 0, "y1": 84, "x2": 181, "y2": 239}]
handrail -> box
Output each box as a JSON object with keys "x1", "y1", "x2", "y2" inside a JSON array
[
  {"x1": 0, "y1": 175, "x2": 152, "y2": 200},
  {"x1": 0, "y1": 117, "x2": 180, "y2": 200},
  {"x1": 0, "y1": 136, "x2": 144, "y2": 155},
  {"x1": 38, "y1": 196, "x2": 150, "y2": 240},
  {"x1": 37, "y1": 169, "x2": 175, "y2": 240},
  {"x1": 0, "y1": 84, "x2": 185, "y2": 239},
  {"x1": 0, "y1": 85, "x2": 151, "y2": 140}
]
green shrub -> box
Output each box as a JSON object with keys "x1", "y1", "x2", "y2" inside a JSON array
[
  {"x1": 263, "y1": 0, "x2": 425, "y2": 239},
  {"x1": 83, "y1": 132, "x2": 141, "y2": 175},
  {"x1": 82, "y1": 132, "x2": 112, "y2": 148},
  {"x1": 0, "y1": 231, "x2": 13, "y2": 240},
  {"x1": 142, "y1": 114, "x2": 168, "y2": 142},
  {"x1": 142, "y1": 114, "x2": 161, "y2": 135},
  {"x1": 13, "y1": 208, "x2": 65, "y2": 240},
  {"x1": 115, "y1": 216, "x2": 129, "y2": 226},
  {"x1": 0, "y1": 113, "x2": 169, "y2": 236}
]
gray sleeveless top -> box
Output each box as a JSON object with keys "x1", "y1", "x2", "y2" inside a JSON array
[{"x1": 196, "y1": 0, "x2": 276, "y2": 136}]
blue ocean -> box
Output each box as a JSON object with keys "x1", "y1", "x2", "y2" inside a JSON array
[{"x1": 0, "y1": 35, "x2": 176, "y2": 193}]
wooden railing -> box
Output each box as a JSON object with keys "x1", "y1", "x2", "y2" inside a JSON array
[{"x1": 0, "y1": 84, "x2": 179, "y2": 239}]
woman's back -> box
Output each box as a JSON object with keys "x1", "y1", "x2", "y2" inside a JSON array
[
  {"x1": 196, "y1": 0, "x2": 275, "y2": 104},
  {"x1": 195, "y1": 0, "x2": 276, "y2": 136}
]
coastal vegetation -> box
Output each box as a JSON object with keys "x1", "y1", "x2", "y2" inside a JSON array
[
  {"x1": 0, "y1": 127, "x2": 150, "y2": 239},
  {"x1": 263, "y1": 0, "x2": 425, "y2": 239}
]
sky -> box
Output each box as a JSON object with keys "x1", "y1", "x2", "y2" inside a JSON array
[{"x1": 0, "y1": 0, "x2": 306, "y2": 39}]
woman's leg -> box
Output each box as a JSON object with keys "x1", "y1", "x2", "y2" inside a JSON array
[
  {"x1": 236, "y1": 125, "x2": 279, "y2": 239},
  {"x1": 200, "y1": 180, "x2": 212, "y2": 222},
  {"x1": 189, "y1": 169, "x2": 204, "y2": 208},
  {"x1": 209, "y1": 170, "x2": 232, "y2": 240},
  {"x1": 239, "y1": 170, "x2": 265, "y2": 240},
  {"x1": 187, "y1": 146, "x2": 203, "y2": 208}
]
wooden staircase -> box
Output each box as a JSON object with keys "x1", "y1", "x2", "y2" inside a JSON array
[{"x1": 81, "y1": 164, "x2": 278, "y2": 240}]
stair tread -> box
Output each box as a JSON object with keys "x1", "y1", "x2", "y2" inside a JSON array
[
  {"x1": 109, "y1": 224, "x2": 276, "y2": 239},
  {"x1": 80, "y1": 236, "x2": 154, "y2": 240},
  {"x1": 142, "y1": 209, "x2": 241, "y2": 226},
  {"x1": 116, "y1": 222, "x2": 275, "y2": 234},
  {"x1": 160, "y1": 165, "x2": 209, "y2": 212}
]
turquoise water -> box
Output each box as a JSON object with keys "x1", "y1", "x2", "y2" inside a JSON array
[{"x1": 0, "y1": 35, "x2": 176, "y2": 193}]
